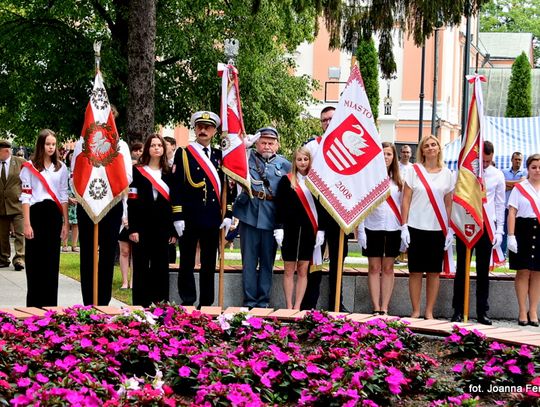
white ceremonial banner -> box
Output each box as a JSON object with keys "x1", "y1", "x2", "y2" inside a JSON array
[{"x1": 307, "y1": 65, "x2": 390, "y2": 233}]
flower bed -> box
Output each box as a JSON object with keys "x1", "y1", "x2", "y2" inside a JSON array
[{"x1": 0, "y1": 305, "x2": 539, "y2": 406}]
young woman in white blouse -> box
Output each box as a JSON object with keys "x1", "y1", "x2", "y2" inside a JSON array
[
  {"x1": 400, "y1": 135, "x2": 454, "y2": 319},
  {"x1": 20, "y1": 129, "x2": 68, "y2": 307},
  {"x1": 507, "y1": 153, "x2": 540, "y2": 327},
  {"x1": 357, "y1": 142, "x2": 403, "y2": 315}
]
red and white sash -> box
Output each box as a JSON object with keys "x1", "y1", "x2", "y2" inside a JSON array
[
  {"x1": 187, "y1": 144, "x2": 221, "y2": 202},
  {"x1": 386, "y1": 194, "x2": 402, "y2": 225},
  {"x1": 136, "y1": 166, "x2": 170, "y2": 201},
  {"x1": 515, "y1": 182, "x2": 540, "y2": 224},
  {"x1": 288, "y1": 173, "x2": 322, "y2": 267},
  {"x1": 22, "y1": 162, "x2": 63, "y2": 214},
  {"x1": 413, "y1": 164, "x2": 455, "y2": 275}
]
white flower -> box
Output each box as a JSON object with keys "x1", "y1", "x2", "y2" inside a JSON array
[{"x1": 217, "y1": 313, "x2": 234, "y2": 330}]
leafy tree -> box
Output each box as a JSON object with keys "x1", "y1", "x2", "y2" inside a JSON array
[
  {"x1": 480, "y1": 0, "x2": 540, "y2": 66},
  {"x1": 505, "y1": 51, "x2": 532, "y2": 117},
  {"x1": 356, "y1": 36, "x2": 380, "y2": 122},
  {"x1": 0, "y1": 0, "x2": 489, "y2": 147}
]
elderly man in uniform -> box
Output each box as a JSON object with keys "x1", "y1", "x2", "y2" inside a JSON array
[
  {"x1": 171, "y1": 111, "x2": 232, "y2": 307},
  {"x1": 233, "y1": 127, "x2": 291, "y2": 308},
  {"x1": 0, "y1": 140, "x2": 25, "y2": 270}
]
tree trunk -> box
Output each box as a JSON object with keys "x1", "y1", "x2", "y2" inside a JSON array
[{"x1": 127, "y1": 0, "x2": 156, "y2": 144}]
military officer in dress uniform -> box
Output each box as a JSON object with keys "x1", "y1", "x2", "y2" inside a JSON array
[
  {"x1": 233, "y1": 127, "x2": 292, "y2": 308},
  {"x1": 171, "y1": 111, "x2": 232, "y2": 307}
]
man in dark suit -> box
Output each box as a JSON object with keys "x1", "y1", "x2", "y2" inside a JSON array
[
  {"x1": 0, "y1": 140, "x2": 25, "y2": 270},
  {"x1": 171, "y1": 111, "x2": 232, "y2": 307}
]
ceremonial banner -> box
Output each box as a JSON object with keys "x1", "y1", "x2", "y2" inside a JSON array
[
  {"x1": 307, "y1": 65, "x2": 390, "y2": 233},
  {"x1": 450, "y1": 74, "x2": 487, "y2": 248},
  {"x1": 73, "y1": 71, "x2": 129, "y2": 223},
  {"x1": 218, "y1": 63, "x2": 250, "y2": 192}
]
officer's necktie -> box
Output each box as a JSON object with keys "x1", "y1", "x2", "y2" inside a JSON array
[
  {"x1": 1, "y1": 162, "x2": 6, "y2": 185},
  {"x1": 203, "y1": 147, "x2": 209, "y2": 158}
]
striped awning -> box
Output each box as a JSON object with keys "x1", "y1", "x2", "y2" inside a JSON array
[{"x1": 444, "y1": 115, "x2": 540, "y2": 171}]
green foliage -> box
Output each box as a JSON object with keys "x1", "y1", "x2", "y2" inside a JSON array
[
  {"x1": 480, "y1": 0, "x2": 540, "y2": 66},
  {"x1": 0, "y1": 0, "x2": 318, "y2": 146},
  {"x1": 356, "y1": 37, "x2": 379, "y2": 122},
  {"x1": 506, "y1": 52, "x2": 533, "y2": 118}
]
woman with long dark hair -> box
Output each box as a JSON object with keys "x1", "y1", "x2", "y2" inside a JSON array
[
  {"x1": 357, "y1": 142, "x2": 403, "y2": 315},
  {"x1": 507, "y1": 153, "x2": 540, "y2": 326},
  {"x1": 20, "y1": 129, "x2": 68, "y2": 307},
  {"x1": 128, "y1": 134, "x2": 176, "y2": 307}
]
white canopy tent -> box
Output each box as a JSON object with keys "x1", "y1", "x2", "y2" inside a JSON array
[{"x1": 444, "y1": 115, "x2": 540, "y2": 171}]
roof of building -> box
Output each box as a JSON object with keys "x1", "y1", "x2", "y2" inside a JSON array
[{"x1": 478, "y1": 32, "x2": 533, "y2": 60}]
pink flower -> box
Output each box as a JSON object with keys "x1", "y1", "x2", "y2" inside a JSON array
[
  {"x1": 35, "y1": 373, "x2": 49, "y2": 383},
  {"x1": 268, "y1": 344, "x2": 290, "y2": 363},
  {"x1": 16, "y1": 377, "x2": 31, "y2": 387},
  {"x1": 80, "y1": 337, "x2": 92, "y2": 348},
  {"x1": 178, "y1": 366, "x2": 191, "y2": 377},
  {"x1": 13, "y1": 363, "x2": 28, "y2": 374},
  {"x1": 291, "y1": 370, "x2": 308, "y2": 380},
  {"x1": 385, "y1": 367, "x2": 408, "y2": 395}
]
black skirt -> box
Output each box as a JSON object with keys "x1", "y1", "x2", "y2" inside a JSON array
[
  {"x1": 362, "y1": 229, "x2": 401, "y2": 258},
  {"x1": 281, "y1": 225, "x2": 316, "y2": 262},
  {"x1": 509, "y1": 217, "x2": 540, "y2": 271},
  {"x1": 408, "y1": 227, "x2": 445, "y2": 273},
  {"x1": 118, "y1": 227, "x2": 130, "y2": 243}
]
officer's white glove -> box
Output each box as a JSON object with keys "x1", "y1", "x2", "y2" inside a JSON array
[
  {"x1": 357, "y1": 224, "x2": 367, "y2": 250},
  {"x1": 508, "y1": 235, "x2": 518, "y2": 253},
  {"x1": 315, "y1": 231, "x2": 325, "y2": 248},
  {"x1": 400, "y1": 224, "x2": 410, "y2": 249},
  {"x1": 174, "y1": 220, "x2": 185, "y2": 238},
  {"x1": 493, "y1": 233, "x2": 503, "y2": 249},
  {"x1": 219, "y1": 218, "x2": 232, "y2": 236},
  {"x1": 444, "y1": 228, "x2": 454, "y2": 251},
  {"x1": 244, "y1": 132, "x2": 261, "y2": 148},
  {"x1": 273, "y1": 229, "x2": 284, "y2": 247}
]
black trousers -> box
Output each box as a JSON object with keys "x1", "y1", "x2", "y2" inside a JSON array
[
  {"x1": 77, "y1": 203, "x2": 122, "y2": 305},
  {"x1": 178, "y1": 224, "x2": 219, "y2": 306},
  {"x1": 452, "y1": 229, "x2": 492, "y2": 315},
  {"x1": 301, "y1": 222, "x2": 348, "y2": 311},
  {"x1": 132, "y1": 231, "x2": 170, "y2": 307},
  {"x1": 26, "y1": 200, "x2": 62, "y2": 307}
]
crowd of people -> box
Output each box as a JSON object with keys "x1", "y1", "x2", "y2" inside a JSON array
[{"x1": 2, "y1": 105, "x2": 540, "y2": 328}]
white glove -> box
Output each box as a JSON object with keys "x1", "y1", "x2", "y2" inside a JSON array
[
  {"x1": 220, "y1": 218, "x2": 232, "y2": 236},
  {"x1": 508, "y1": 235, "x2": 518, "y2": 253},
  {"x1": 244, "y1": 132, "x2": 261, "y2": 148},
  {"x1": 493, "y1": 233, "x2": 503, "y2": 249},
  {"x1": 273, "y1": 229, "x2": 284, "y2": 246},
  {"x1": 400, "y1": 224, "x2": 410, "y2": 249},
  {"x1": 444, "y1": 228, "x2": 454, "y2": 251},
  {"x1": 174, "y1": 220, "x2": 185, "y2": 238},
  {"x1": 357, "y1": 225, "x2": 367, "y2": 250},
  {"x1": 315, "y1": 231, "x2": 325, "y2": 247}
]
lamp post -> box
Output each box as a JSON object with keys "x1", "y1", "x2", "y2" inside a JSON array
[{"x1": 383, "y1": 74, "x2": 397, "y2": 115}]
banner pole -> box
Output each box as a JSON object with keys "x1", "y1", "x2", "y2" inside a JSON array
[
  {"x1": 463, "y1": 247, "x2": 471, "y2": 322},
  {"x1": 334, "y1": 229, "x2": 345, "y2": 312},
  {"x1": 218, "y1": 181, "x2": 228, "y2": 307},
  {"x1": 92, "y1": 223, "x2": 99, "y2": 305}
]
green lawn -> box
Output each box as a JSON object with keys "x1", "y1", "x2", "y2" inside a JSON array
[{"x1": 60, "y1": 254, "x2": 132, "y2": 305}]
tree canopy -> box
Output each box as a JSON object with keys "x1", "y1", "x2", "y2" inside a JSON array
[
  {"x1": 0, "y1": 0, "x2": 489, "y2": 147},
  {"x1": 505, "y1": 51, "x2": 532, "y2": 117},
  {"x1": 480, "y1": 0, "x2": 540, "y2": 66}
]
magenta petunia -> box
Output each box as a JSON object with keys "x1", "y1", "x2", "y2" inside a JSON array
[
  {"x1": 291, "y1": 370, "x2": 308, "y2": 380},
  {"x1": 178, "y1": 366, "x2": 191, "y2": 377}
]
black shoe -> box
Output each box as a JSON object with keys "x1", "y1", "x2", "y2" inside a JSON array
[
  {"x1": 13, "y1": 263, "x2": 24, "y2": 271},
  {"x1": 519, "y1": 320, "x2": 528, "y2": 326},
  {"x1": 529, "y1": 320, "x2": 539, "y2": 327},
  {"x1": 477, "y1": 314, "x2": 492, "y2": 325},
  {"x1": 450, "y1": 312, "x2": 463, "y2": 323},
  {"x1": 0, "y1": 262, "x2": 10, "y2": 268},
  {"x1": 339, "y1": 305, "x2": 350, "y2": 313}
]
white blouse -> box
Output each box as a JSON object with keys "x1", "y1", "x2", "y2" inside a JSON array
[
  {"x1": 20, "y1": 161, "x2": 68, "y2": 206},
  {"x1": 508, "y1": 179, "x2": 540, "y2": 219},
  {"x1": 405, "y1": 165, "x2": 454, "y2": 231},
  {"x1": 364, "y1": 180, "x2": 402, "y2": 231}
]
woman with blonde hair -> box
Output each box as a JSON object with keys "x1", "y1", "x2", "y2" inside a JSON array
[
  {"x1": 275, "y1": 146, "x2": 325, "y2": 309},
  {"x1": 400, "y1": 135, "x2": 454, "y2": 319},
  {"x1": 357, "y1": 142, "x2": 403, "y2": 315}
]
